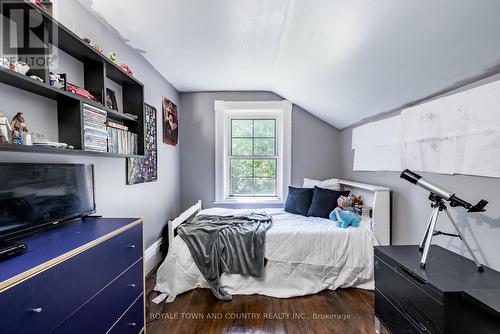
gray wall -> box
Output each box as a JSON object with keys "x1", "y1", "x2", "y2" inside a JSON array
[
  {"x1": 338, "y1": 74, "x2": 500, "y2": 272},
  {"x1": 179, "y1": 91, "x2": 341, "y2": 211},
  {"x1": 0, "y1": 0, "x2": 180, "y2": 249}
]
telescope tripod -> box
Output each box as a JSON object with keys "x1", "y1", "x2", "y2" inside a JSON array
[{"x1": 419, "y1": 193, "x2": 483, "y2": 271}]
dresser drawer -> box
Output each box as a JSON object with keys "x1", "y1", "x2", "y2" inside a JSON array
[
  {"x1": 52, "y1": 259, "x2": 144, "y2": 333},
  {"x1": 108, "y1": 294, "x2": 145, "y2": 334},
  {"x1": 0, "y1": 224, "x2": 142, "y2": 334},
  {"x1": 376, "y1": 290, "x2": 425, "y2": 334},
  {"x1": 375, "y1": 255, "x2": 443, "y2": 333}
]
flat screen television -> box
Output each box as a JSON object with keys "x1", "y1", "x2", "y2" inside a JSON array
[{"x1": 0, "y1": 163, "x2": 95, "y2": 240}]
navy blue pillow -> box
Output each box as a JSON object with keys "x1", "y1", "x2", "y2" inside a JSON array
[
  {"x1": 307, "y1": 186, "x2": 350, "y2": 218},
  {"x1": 284, "y1": 186, "x2": 314, "y2": 216}
]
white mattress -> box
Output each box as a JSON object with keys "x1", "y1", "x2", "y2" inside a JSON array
[{"x1": 155, "y1": 208, "x2": 377, "y2": 298}]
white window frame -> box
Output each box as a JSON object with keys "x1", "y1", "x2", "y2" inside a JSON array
[{"x1": 214, "y1": 100, "x2": 292, "y2": 204}]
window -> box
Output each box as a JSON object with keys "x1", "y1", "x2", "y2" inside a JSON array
[
  {"x1": 230, "y1": 119, "x2": 277, "y2": 197},
  {"x1": 215, "y1": 101, "x2": 292, "y2": 204}
]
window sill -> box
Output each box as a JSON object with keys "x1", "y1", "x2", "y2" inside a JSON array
[{"x1": 213, "y1": 198, "x2": 284, "y2": 205}]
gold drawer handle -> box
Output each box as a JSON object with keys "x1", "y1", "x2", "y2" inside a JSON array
[
  {"x1": 128, "y1": 322, "x2": 137, "y2": 327},
  {"x1": 31, "y1": 308, "x2": 43, "y2": 313},
  {"x1": 128, "y1": 283, "x2": 136, "y2": 288},
  {"x1": 128, "y1": 244, "x2": 136, "y2": 249}
]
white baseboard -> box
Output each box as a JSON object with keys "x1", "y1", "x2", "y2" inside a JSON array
[{"x1": 144, "y1": 237, "x2": 163, "y2": 275}]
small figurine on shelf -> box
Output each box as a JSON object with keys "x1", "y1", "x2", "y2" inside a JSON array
[
  {"x1": 118, "y1": 63, "x2": 133, "y2": 76},
  {"x1": 93, "y1": 44, "x2": 103, "y2": 53},
  {"x1": 108, "y1": 52, "x2": 117, "y2": 63},
  {"x1": 30, "y1": 0, "x2": 53, "y2": 15},
  {"x1": 10, "y1": 112, "x2": 28, "y2": 145},
  {"x1": 49, "y1": 72, "x2": 58, "y2": 86},
  {"x1": 29, "y1": 75, "x2": 44, "y2": 82},
  {"x1": 0, "y1": 111, "x2": 12, "y2": 144},
  {"x1": 83, "y1": 37, "x2": 92, "y2": 44},
  {"x1": 13, "y1": 61, "x2": 30, "y2": 75},
  {"x1": 0, "y1": 57, "x2": 10, "y2": 69}
]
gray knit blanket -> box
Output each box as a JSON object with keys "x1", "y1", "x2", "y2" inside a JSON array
[{"x1": 177, "y1": 213, "x2": 272, "y2": 300}]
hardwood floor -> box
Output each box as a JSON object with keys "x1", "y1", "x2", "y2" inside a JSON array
[{"x1": 145, "y1": 270, "x2": 389, "y2": 334}]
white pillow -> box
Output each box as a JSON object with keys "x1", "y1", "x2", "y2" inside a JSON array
[{"x1": 303, "y1": 178, "x2": 341, "y2": 191}]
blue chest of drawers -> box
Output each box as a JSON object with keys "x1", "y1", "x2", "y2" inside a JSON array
[{"x1": 0, "y1": 218, "x2": 145, "y2": 334}]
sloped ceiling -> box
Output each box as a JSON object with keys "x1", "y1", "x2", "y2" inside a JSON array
[{"x1": 80, "y1": 0, "x2": 500, "y2": 129}]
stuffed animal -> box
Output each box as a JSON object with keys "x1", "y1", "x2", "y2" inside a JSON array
[
  {"x1": 351, "y1": 195, "x2": 364, "y2": 206},
  {"x1": 329, "y1": 195, "x2": 361, "y2": 228}
]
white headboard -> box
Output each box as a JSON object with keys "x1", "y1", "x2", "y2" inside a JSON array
[{"x1": 338, "y1": 180, "x2": 392, "y2": 245}]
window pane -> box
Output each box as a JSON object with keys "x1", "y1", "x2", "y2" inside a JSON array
[
  {"x1": 230, "y1": 159, "x2": 253, "y2": 177},
  {"x1": 231, "y1": 177, "x2": 253, "y2": 195},
  {"x1": 254, "y1": 178, "x2": 276, "y2": 195},
  {"x1": 254, "y1": 159, "x2": 276, "y2": 177},
  {"x1": 254, "y1": 120, "x2": 275, "y2": 137},
  {"x1": 231, "y1": 138, "x2": 253, "y2": 155},
  {"x1": 254, "y1": 138, "x2": 275, "y2": 156},
  {"x1": 232, "y1": 120, "x2": 253, "y2": 137}
]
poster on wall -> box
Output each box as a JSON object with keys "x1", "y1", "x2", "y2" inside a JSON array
[
  {"x1": 162, "y1": 97, "x2": 178, "y2": 146},
  {"x1": 127, "y1": 103, "x2": 158, "y2": 185}
]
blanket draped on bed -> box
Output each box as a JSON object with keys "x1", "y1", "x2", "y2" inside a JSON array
[{"x1": 177, "y1": 213, "x2": 272, "y2": 300}]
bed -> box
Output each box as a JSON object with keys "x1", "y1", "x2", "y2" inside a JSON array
[{"x1": 155, "y1": 179, "x2": 391, "y2": 298}]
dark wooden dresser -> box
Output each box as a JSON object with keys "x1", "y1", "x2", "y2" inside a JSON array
[
  {"x1": 375, "y1": 245, "x2": 500, "y2": 334},
  {"x1": 0, "y1": 218, "x2": 144, "y2": 334}
]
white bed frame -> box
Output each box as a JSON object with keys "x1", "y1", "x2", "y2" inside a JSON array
[
  {"x1": 167, "y1": 200, "x2": 203, "y2": 246},
  {"x1": 168, "y1": 180, "x2": 391, "y2": 247}
]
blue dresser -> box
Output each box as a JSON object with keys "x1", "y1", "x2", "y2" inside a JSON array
[{"x1": 0, "y1": 218, "x2": 144, "y2": 334}]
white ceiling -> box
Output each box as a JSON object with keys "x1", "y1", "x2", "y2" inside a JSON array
[{"x1": 80, "y1": 0, "x2": 500, "y2": 129}]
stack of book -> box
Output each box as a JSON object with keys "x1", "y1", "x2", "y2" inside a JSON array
[
  {"x1": 107, "y1": 123, "x2": 138, "y2": 155},
  {"x1": 83, "y1": 104, "x2": 108, "y2": 153}
]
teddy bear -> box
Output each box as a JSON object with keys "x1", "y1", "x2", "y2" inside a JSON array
[{"x1": 329, "y1": 195, "x2": 361, "y2": 228}]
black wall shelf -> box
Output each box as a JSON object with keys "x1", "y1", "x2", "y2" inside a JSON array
[
  {"x1": 0, "y1": 143, "x2": 143, "y2": 159},
  {"x1": 0, "y1": 0, "x2": 145, "y2": 158}
]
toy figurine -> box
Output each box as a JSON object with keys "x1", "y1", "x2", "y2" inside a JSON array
[
  {"x1": 13, "y1": 61, "x2": 30, "y2": 75},
  {"x1": 49, "y1": 72, "x2": 58, "y2": 86},
  {"x1": 10, "y1": 112, "x2": 28, "y2": 145},
  {"x1": 30, "y1": 75, "x2": 44, "y2": 82},
  {"x1": 0, "y1": 57, "x2": 10, "y2": 69},
  {"x1": 83, "y1": 37, "x2": 92, "y2": 44},
  {"x1": 93, "y1": 44, "x2": 103, "y2": 53},
  {"x1": 108, "y1": 52, "x2": 117, "y2": 63},
  {"x1": 0, "y1": 111, "x2": 12, "y2": 144},
  {"x1": 118, "y1": 63, "x2": 133, "y2": 76}
]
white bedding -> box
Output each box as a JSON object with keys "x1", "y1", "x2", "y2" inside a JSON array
[{"x1": 155, "y1": 208, "x2": 377, "y2": 298}]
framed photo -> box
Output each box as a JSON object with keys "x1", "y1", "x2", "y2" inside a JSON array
[
  {"x1": 127, "y1": 103, "x2": 158, "y2": 185},
  {"x1": 106, "y1": 88, "x2": 118, "y2": 111},
  {"x1": 162, "y1": 97, "x2": 178, "y2": 146}
]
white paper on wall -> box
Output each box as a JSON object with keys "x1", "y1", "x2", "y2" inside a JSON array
[
  {"x1": 455, "y1": 129, "x2": 500, "y2": 178},
  {"x1": 403, "y1": 135, "x2": 456, "y2": 175},
  {"x1": 353, "y1": 145, "x2": 403, "y2": 172},
  {"x1": 441, "y1": 79, "x2": 500, "y2": 134},
  {"x1": 353, "y1": 77, "x2": 500, "y2": 177},
  {"x1": 352, "y1": 115, "x2": 401, "y2": 149}
]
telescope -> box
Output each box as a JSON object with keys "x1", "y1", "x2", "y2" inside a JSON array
[
  {"x1": 400, "y1": 169, "x2": 487, "y2": 271},
  {"x1": 400, "y1": 169, "x2": 488, "y2": 212}
]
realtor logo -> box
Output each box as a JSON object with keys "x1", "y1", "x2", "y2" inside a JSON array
[{"x1": 1, "y1": 1, "x2": 58, "y2": 69}]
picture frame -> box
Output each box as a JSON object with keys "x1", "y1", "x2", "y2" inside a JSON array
[
  {"x1": 162, "y1": 97, "x2": 178, "y2": 146},
  {"x1": 105, "y1": 88, "x2": 118, "y2": 111},
  {"x1": 127, "y1": 103, "x2": 158, "y2": 185}
]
